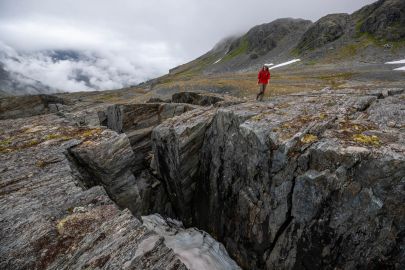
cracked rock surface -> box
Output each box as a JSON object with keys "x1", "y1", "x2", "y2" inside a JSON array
[
  {"x1": 152, "y1": 88, "x2": 405, "y2": 269},
  {"x1": 0, "y1": 111, "x2": 239, "y2": 270},
  {"x1": 0, "y1": 88, "x2": 404, "y2": 270}
]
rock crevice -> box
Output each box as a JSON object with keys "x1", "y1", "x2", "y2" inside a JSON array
[{"x1": 150, "y1": 89, "x2": 405, "y2": 269}]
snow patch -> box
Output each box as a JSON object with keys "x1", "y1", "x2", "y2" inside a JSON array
[
  {"x1": 385, "y1": 59, "x2": 405, "y2": 71},
  {"x1": 213, "y1": 58, "x2": 222, "y2": 64},
  {"x1": 385, "y1": 59, "x2": 405, "y2": 64},
  {"x1": 269, "y1": 59, "x2": 301, "y2": 70}
]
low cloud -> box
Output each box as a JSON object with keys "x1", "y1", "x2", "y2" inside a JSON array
[
  {"x1": 0, "y1": 0, "x2": 376, "y2": 92},
  {"x1": 0, "y1": 15, "x2": 184, "y2": 92},
  {"x1": 0, "y1": 37, "x2": 179, "y2": 91}
]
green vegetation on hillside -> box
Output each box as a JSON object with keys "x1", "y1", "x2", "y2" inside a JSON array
[
  {"x1": 355, "y1": 18, "x2": 405, "y2": 50},
  {"x1": 223, "y1": 37, "x2": 249, "y2": 61}
]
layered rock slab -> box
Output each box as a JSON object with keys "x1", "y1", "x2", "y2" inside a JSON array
[
  {"x1": 171, "y1": 91, "x2": 240, "y2": 107},
  {"x1": 0, "y1": 114, "x2": 187, "y2": 270},
  {"x1": 106, "y1": 103, "x2": 197, "y2": 174},
  {"x1": 67, "y1": 128, "x2": 172, "y2": 217},
  {"x1": 152, "y1": 90, "x2": 405, "y2": 269},
  {"x1": 152, "y1": 107, "x2": 217, "y2": 224},
  {"x1": 0, "y1": 113, "x2": 240, "y2": 270}
]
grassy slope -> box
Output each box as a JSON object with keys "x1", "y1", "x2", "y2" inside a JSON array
[{"x1": 123, "y1": 2, "x2": 405, "y2": 100}]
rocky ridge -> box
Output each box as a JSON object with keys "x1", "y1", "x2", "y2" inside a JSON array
[
  {"x1": 355, "y1": 0, "x2": 405, "y2": 41},
  {"x1": 151, "y1": 89, "x2": 404, "y2": 269},
  {"x1": 163, "y1": 0, "x2": 405, "y2": 78},
  {"x1": 1, "y1": 88, "x2": 404, "y2": 269},
  {"x1": 296, "y1": 14, "x2": 350, "y2": 53},
  {"x1": 0, "y1": 93, "x2": 241, "y2": 270}
]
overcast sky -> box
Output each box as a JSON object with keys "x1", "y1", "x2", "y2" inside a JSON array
[{"x1": 0, "y1": 0, "x2": 376, "y2": 91}]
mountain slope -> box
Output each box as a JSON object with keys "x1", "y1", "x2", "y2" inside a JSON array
[
  {"x1": 354, "y1": 0, "x2": 405, "y2": 40},
  {"x1": 295, "y1": 13, "x2": 350, "y2": 53},
  {"x1": 167, "y1": 18, "x2": 312, "y2": 76},
  {"x1": 162, "y1": 0, "x2": 404, "y2": 81},
  {"x1": 1, "y1": 0, "x2": 404, "y2": 97}
]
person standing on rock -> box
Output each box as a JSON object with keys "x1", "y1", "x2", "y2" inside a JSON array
[{"x1": 256, "y1": 65, "x2": 271, "y2": 101}]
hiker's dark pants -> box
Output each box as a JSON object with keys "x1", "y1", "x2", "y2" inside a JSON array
[{"x1": 256, "y1": 83, "x2": 267, "y2": 101}]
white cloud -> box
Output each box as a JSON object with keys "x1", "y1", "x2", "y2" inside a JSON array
[
  {"x1": 0, "y1": 0, "x2": 376, "y2": 92},
  {"x1": 0, "y1": 40, "x2": 178, "y2": 91}
]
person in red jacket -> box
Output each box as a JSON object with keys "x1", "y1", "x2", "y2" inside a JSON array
[{"x1": 256, "y1": 65, "x2": 271, "y2": 101}]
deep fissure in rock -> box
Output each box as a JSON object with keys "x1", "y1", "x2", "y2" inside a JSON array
[
  {"x1": 64, "y1": 91, "x2": 404, "y2": 269},
  {"x1": 65, "y1": 147, "x2": 99, "y2": 189}
]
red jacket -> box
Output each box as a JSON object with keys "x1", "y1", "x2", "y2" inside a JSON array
[{"x1": 258, "y1": 69, "x2": 271, "y2": 84}]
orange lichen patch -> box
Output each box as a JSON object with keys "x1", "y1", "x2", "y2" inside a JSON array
[
  {"x1": 0, "y1": 127, "x2": 103, "y2": 154},
  {"x1": 252, "y1": 115, "x2": 263, "y2": 121},
  {"x1": 35, "y1": 157, "x2": 63, "y2": 168},
  {"x1": 352, "y1": 134, "x2": 381, "y2": 146},
  {"x1": 330, "y1": 117, "x2": 384, "y2": 147},
  {"x1": 338, "y1": 119, "x2": 376, "y2": 132},
  {"x1": 277, "y1": 114, "x2": 322, "y2": 140},
  {"x1": 56, "y1": 213, "x2": 98, "y2": 237},
  {"x1": 251, "y1": 113, "x2": 267, "y2": 122},
  {"x1": 301, "y1": 134, "x2": 318, "y2": 144},
  {"x1": 23, "y1": 125, "x2": 48, "y2": 133},
  {"x1": 319, "y1": 113, "x2": 328, "y2": 120},
  {"x1": 35, "y1": 205, "x2": 116, "y2": 269},
  {"x1": 79, "y1": 129, "x2": 102, "y2": 139},
  {"x1": 42, "y1": 127, "x2": 102, "y2": 142},
  {"x1": 56, "y1": 205, "x2": 116, "y2": 239},
  {"x1": 80, "y1": 140, "x2": 96, "y2": 147},
  {"x1": 0, "y1": 137, "x2": 13, "y2": 153},
  {"x1": 0, "y1": 138, "x2": 40, "y2": 153},
  {"x1": 43, "y1": 134, "x2": 72, "y2": 141},
  {"x1": 36, "y1": 160, "x2": 48, "y2": 168},
  {"x1": 334, "y1": 119, "x2": 378, "y2": 141}
]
